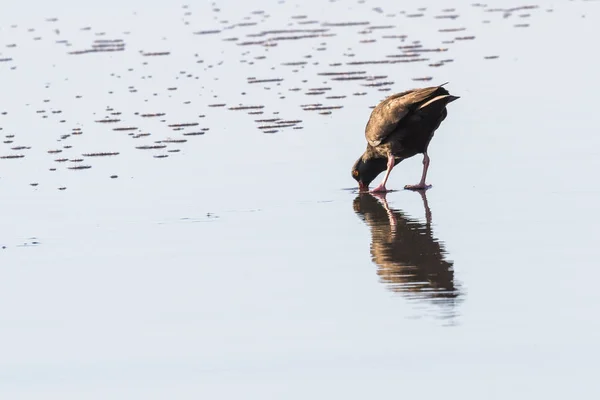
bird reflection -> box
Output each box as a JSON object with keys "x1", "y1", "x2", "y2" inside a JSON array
[{"x1": 353, "y1": 191, "x2": 461, "y2": 315}]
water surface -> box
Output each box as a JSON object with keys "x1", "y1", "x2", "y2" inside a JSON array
[{"x1": 1, "y1": 0, "x2": 600, "y2": 398}]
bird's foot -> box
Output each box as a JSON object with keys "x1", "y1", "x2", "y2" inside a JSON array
[
  {"x1": 370, "y1": 184, "x2": 389, "y2": 193},
  {"x1": 404, "y1": 183, "x2": 432, "y2": 191}
]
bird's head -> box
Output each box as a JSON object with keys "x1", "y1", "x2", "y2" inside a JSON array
[{"x1": 351, "y1": 155, "x2": 388, "y2": 192}]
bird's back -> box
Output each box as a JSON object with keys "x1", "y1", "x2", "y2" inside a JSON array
[{"x1": 365, "y1": 85, "x2": 452, "y2": 148}]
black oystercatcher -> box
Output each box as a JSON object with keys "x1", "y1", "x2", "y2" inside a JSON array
[
  {"x1": 351, "y1": 84, "x2": 459, "y2": 192},
  {"x1": 352, "y1": 191, "x2": 460, "y2": 305}
]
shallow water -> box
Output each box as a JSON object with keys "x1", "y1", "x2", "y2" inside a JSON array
[{"x1": 2, "y1": 0, "x2": 600, "y2": 398}]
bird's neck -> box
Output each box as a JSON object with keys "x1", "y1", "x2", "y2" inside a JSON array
[{"x1": 363, "y1": 145, "x2": 381, "y2": 161}]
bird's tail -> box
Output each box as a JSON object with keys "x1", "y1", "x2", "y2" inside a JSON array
[{"x1": 417, "y1": 94, "x2": 459, "y2": 112}]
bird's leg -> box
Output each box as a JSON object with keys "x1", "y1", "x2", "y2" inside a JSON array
[
  {"x1": 371, "y1": 192, "x2": 398, "y2": 227},
  {"x1": 370, "y1": 154, "x2": 395, "y2": 193},
  {"x1": 404, "y1": 153, "x2": 432, "y2": 191},
  {"x1": 417, "y1": 189, "x2": 432, "y2": 227}
]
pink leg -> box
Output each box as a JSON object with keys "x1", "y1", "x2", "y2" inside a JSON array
[
  {"x1": 371, "y1": 192, "x2": 397, "y2": 227},
  {"x1": 371, "y1": 154, "x2": 395, "y2": 193},
  {"x1": 417, "y1": 189, "x2": 432, "y2": 226},
  {"x1": 405, "y1": 153, "x2": 432, "y2": 191}
]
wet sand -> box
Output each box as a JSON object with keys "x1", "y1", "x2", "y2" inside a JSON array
[{"x1": 1, "y1": 0, "x2": 600, "y2": 398}]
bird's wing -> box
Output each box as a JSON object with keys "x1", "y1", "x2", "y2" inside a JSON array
[
  {"x1": 364, "y1": 90, "x2": 415, "y2": 147},
  {"x1": 364, "y1": 86, "x2": 448, "y2": 146}
]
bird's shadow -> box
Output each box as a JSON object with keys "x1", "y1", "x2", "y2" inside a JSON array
[{"x1": 353, "y1": 191, "x2": 462, "y2": 318}]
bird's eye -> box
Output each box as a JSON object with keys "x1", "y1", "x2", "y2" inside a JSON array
[{"x1": 352, "y1": 170, "x2": 359, "y2": 177}]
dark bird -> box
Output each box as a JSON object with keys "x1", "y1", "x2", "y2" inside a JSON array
[
  {"x1": 351, "y1": 83, "x2": 459, "y2": 192},
  {"x1": 352, "y1": 191, "x2": 460, "y2": 310}
]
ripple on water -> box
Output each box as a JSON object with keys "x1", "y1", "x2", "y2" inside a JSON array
[{"x1": 0, "y1": 0, "x2": 570, "y2": 188}]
